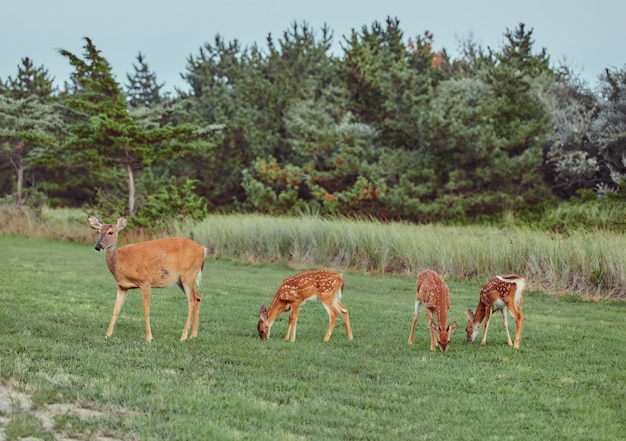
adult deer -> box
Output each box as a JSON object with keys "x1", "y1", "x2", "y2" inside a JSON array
[
  {"x1": 466, "y1": 274, "x2": 526, "y2": 349},
  {"x1": 408, "y1": 270, "x2": 457, "y2": 352},
  {"x1": 88, "y1": 216, "x2": 207, "y2": 342},
  {"x1": 257, "y1": 270, "x2": 353, "y2": 342}
]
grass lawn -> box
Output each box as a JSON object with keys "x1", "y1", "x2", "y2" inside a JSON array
[{"x1": 0, "y1": 235, "x2": 624, "y2": 440}]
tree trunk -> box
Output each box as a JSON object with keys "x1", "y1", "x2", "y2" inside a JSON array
[
  {"x1": 16, "y1": 162, "x2": 24, "y2": 208},
  {"x1": 126, "y1": 163, "x2": 136, "y2": 216},
  {"x1": 9, "y1": 149, "x2": 24, "y2": 208}
]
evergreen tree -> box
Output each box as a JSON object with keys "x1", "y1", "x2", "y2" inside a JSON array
[
  {"x1": 413, "y1": 77, "x2": 504, "y2": 219},
  {"x1": 181, "y1": 23, "x2": 340, "y2": 209},
  {"x1": 340, "y1": 18, "x2": 440, "y2": 149},
  {"x1": 341, "y1": 17, "x2": 407, "y2": 128},
  {"x1": 0, "y1": 59, "x2": 60, "y2": 208},
  {"x1": 60, "y1": 37, "x2": 217, "y2": 216},
  {"x1": 181, "y1": 34, "x2": 264, "y2": 206},
  {"x1": 589, "y1": 65, "x2": 626, "y2": 195},
  {"x1": 239, "y1": 23, "x2": 386, "y2": 215},
  {"x1": 242, "y1": 97, "x2": 381, "y2": 216},
  {"x1": 477, "y1": 23, "x2": 554, "y2": 210},
  {"x1": 0, "y1": 95, "x2": 62, "y2": 207},
  {"x1": 3, "y1": 58, "x2": 56, "y2": 100},
  {"x1": 539, "y1": 72, "x2": 599, "y2": 198},
  {"x1": 125, "y1": 52, "x2": 164, "y2": 107}
]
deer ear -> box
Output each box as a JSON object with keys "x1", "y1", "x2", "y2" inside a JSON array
[
  {"x1": 448, "y1": 321, "x2": 457, "y2": 332},
  {"x1": 466, "y1": 309, "x2": 474, "y2": 320},
  {"x1": 88, "y1": 215, "x2": 103, "y2": 230},
  {"x1": 259, "y1": 305, "x2": 269, "y2": 321},
  {"x1": 430, "y1": 322, "x2": 441, "y2": 333},
  {"x1": 116, "y1": 217, "x2": 127, "y2": 230}
]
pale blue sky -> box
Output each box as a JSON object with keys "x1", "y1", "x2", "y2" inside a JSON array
[{"x1": 3, "y1": 0, "x2": 624, "y2": 93}]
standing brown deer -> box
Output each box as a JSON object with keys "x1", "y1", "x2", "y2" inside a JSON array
[
  {"x1": 408, "y1": 270, "x2": 457, "y2": 352},
  {"x1": 257, "y1": 270, "x2": 353, "y2": 342},
  {"x1": 88, "y1": 216, "x2": 207, "y2": 342},
  {"x1": 466, "y1": 274, "x2": 526, "y2": 349}
]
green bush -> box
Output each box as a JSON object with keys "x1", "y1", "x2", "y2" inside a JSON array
[{"x1": 134, "y1": 178, "x2": 207, "y2": 232}]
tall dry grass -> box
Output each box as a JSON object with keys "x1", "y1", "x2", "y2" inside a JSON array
[
  {"x1": 1, "y1": 207, "x2": 623, "y2": 299},
  {"x1": 0, "y1": 206, "x2": 159, "y2": 244},
  {"x1": 0, "y1": 206, "x2": 93, "y2": 241},
  {"x1": 183, "y1": 214, "x2": 626, "y2": 300}
]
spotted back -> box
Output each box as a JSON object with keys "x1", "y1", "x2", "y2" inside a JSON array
[
  {"x1": 416, "y1": 269, "x2": 451, "y2": 311},
  {"x1": 277, "y1": 270, "x2": 343, "y2": 302},
  {"x1": 413, "y1": 270, "x2": 456, "y2": 352},
  {"x1": 480, "y1": 274, "x2": 525, "y2": 308},
  {"x1": 258, "y1": 270, "x2": 351, "y2": 342}
]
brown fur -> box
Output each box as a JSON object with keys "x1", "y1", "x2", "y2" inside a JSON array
[
  {"x1": 89, "y1": 216, "x2": 206, "y2": 342},
  {"x1": 466, "y1": 274, "x2": 525, "y2": 348},
  {"x1": 258, "y1": 270, "x2": 352, "y2": 342},
  {"x1": 408, "y1": 270, "x2": 457, "y2": 352}
]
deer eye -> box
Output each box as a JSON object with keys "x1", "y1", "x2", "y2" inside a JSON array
[{"x1": 108, "y1": 231, "x2": 113, "y2": 235}]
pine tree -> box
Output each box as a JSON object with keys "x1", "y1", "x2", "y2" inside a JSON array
[
  {"x1": 478, "y1": 23, "x2": 554, "y2": 209},
  {"x1": 0, "y1": 59, "x2": 60, "y2": 207},
  {"x1": 0, "y1": 95, "x2": 62, "y2": 207},
  {"x1": 125, "y1": 52, "x2": 164, "y2": 108},
  {"x1": 3, "y1": 58, "x2": 56, "y2": 100},
  {"x1": 60, "y1": 37, "x2": 217, "y2": 216}
]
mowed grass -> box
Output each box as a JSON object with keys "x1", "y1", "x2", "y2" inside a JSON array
[{"x1": 0, "y1": 236, "x2": 624, "y2": 440}]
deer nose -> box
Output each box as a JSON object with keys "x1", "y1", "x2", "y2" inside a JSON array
[{"x1": 95, "y1": 243, "x2": 103, "y2": 251}]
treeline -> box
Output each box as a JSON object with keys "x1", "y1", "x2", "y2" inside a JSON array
[{"x1": 1, "y1": 18, "x2": 625, "y2": 226}]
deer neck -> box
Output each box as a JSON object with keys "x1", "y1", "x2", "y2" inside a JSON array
[
  {"x1": 436, "y1": 304, "x2": 449, "y2": 328},
  {"x1": 104, "y1": 245, "x2": 118, "y2": 275},
  {"x1": 472, "y1": 302, "x2": 487, "y2": 325},
  {"x1": 266, "y1": 299, "x2": 289, "y2": 326}
]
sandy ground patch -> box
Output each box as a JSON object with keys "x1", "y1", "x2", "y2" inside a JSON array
[{"x1": 0, "y1": 382, "x2": 133, "y2": 441}]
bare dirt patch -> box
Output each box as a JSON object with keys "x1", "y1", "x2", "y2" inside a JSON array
[{"x1": 0, "y1": 381, "x2": 135, "y2": 441}]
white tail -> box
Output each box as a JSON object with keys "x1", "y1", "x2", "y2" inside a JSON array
[
  {"x1": 466, "y1": 274, "x2": 525, "y2": 348},
  {"x1": 88, "y1": 216, "x2": 207, "y2": 342},
  {"x1": 257, "y1": 270, "x2": 353, "y2": 342},
  {"x1": 408, "y1": 270, "x2": 457, "y2": 352}
]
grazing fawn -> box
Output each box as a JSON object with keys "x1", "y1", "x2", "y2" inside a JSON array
[
  {"x1": 88, "y1": 216, "x2": 207, "y2": 342},
  {"x1": 466, "y1": 274, "x2": 526, "y2": 348},
  {"x1": 257, "y1": 270, "x2": 353, "y2": 342},
  {"x1": 408, "y1": 270, "x2": 457, "y2": 352}
]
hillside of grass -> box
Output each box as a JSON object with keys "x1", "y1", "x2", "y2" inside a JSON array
[{"x1": 0, "y1": 236, "x2": 624, "y2": 440}]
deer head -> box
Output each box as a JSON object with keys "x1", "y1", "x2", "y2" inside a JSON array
[{"x1": 431, "y1": 321, "x2": 458, "y2": 352}]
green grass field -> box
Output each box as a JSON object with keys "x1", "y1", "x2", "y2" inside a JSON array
[{"x1": 0, "y1": 236, "x2": 624, "y2": 440}]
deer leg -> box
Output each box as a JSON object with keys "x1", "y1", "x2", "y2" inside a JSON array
[
  {"x1": 180, "y1": 284, "x2": 193, "y2": 341},
  {"x1": 190, "y1": 289, "x2": 202, "y2": 339},
  {"x1": 106, "y1": 287, "x2": 128, "y2": 339},
  {"x1": 323, "y1": 303, "x2": 339, "y2": 343},
  {"x1": 408, "y1": 301, "x2": 421, "y2": 344},
  {"x1": 178, "y1": 279, "x2": 199, "y2": 341},
  {"x1": 512, "y1": 308, "x2": 524, "y2": 349},
  {"x1": 481, "y1": 308, "x2": 493, "y2": 346},
  {"x1": 286, "y1": 303, "x2": 300, "y2": 342},
  {"x1": 140, "y1": 285, "x2": 153, "y2": 342},
  {"x1": 338, "y1": 301, "x2": 353, "y2": 340},
  {"x1": 179, "y1": 276, "x2": 203, "y2": 341},
  {"x1": 501, "y1": 308, "x2": 513, "y2": 346},
  {"x1": 426, "y1": 309, "x2": 437, "y2": 351}
]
